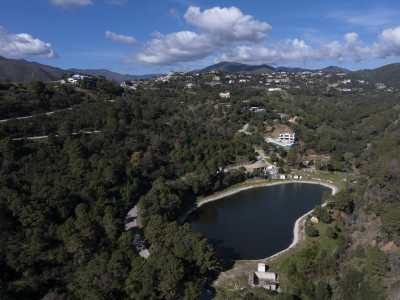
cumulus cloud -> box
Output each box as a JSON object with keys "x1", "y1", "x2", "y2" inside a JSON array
[
  {"x1": 120, "y1": 5, "x2": 400, "y2": 67},
  {"x1": 106, "y1": 30, "x2": 137, "y2": 45},
  {"x1": 184, "y1": 6, "x2": 271, "y2": 44},
  {"x1": 50, "y1": 0, "x2": 92, "y2": 8},
  {"x1": 217, "y1": 27, "x2": 400, "y2": 66},
  {"x1": 132, "y1": 6, "x2": 271, "y2": 65},
  {"x1": 374, "y1": 27, "x2": 400, "y2": 58},
  {"x1": 0, "y1": 26, "x2": 57, "y2": 59}
]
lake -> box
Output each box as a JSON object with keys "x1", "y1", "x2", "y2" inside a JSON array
[{"x1": 187, "y1": 183, "x2": 331, "y2": 260}]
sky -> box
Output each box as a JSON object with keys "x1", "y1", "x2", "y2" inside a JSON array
[{"x1": 1, "y1": 0, "x2": 400, "y2": 75}]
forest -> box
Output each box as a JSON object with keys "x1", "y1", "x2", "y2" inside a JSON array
[{"x1": 0, "y1": 71, "x2": 400, "y2": 299}]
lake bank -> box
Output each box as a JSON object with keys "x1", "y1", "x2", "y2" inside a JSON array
[
  {"x1": 181, "y1": 179, "x2": 338, "y2": 224},
  {"x1": 185, "y1": 179, "x2": 339, "y2": 260}
]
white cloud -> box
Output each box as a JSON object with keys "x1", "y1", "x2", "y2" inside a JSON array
[
  {"x1": 105, "y1": 31, "x2": 137, "y2": 45},
  {"x1": 184, "y1": 6, "x2": 271, "y2": 44},
  {"x1": 118, "y1": 5, "x2": 400, "y2": 67},
  {"x1": 330, "y1": 9, "x2": 400, "y2": 30},
  {"x1": 132, "y1": 6, "x2": 271, "y2": 65},
  {"x1": 50, "y1": 0, "x2": 92, "y2": 8},
  {"x1": 106, "y1": 0, "x2": 127, "y2": 5},
  {"x1": 373, "y1": 27, "x2": 400, "y2": 58},
  {"x1": 0, "y1": 26, "x2": 57, "y2": 59},
  {"x1": 128, "y1": 31, "x2": 211, "y2": 65},
  {"x1": 217, "y1": 26, "x2": 400, "y2": 66}
]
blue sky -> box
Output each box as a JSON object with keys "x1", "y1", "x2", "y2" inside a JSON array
[{"x1": 1, "y1": 0, "x2": 400, "y2": 75}]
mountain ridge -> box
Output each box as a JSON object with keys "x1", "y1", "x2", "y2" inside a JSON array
[{"x1": 192, "y1": 61, "x2": 351, "y2": 74}]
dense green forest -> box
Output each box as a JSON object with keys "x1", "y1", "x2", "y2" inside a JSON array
[{"x1": 0, "y1": 71, "x2": 400, "y2": 299}]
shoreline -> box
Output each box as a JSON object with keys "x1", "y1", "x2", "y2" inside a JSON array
[{"x1": 181, "y1": 179, "x2": 338, "y2": 261}]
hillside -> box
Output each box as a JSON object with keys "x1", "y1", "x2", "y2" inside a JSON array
[
  {"x1": 0, "y1": 56, "x2": 64, "y2": 82},
  {"x1": 1, "y1": 71, "x2": 400, "y2": 299},
  {"x1": 194, "y1": 62, "x2": 275, "y2": 73},
  {"x1": 195, "y1": 61, "x2": 350, "y2": 74},
  {"x1": 353, "y1": 63, "x2": 400, "y2": 89},
  {"x1": 0, "y1": 56, "x2": 156, "y2": 83},
  {"x1": 66, "y1": 68, "x2": 157, "y2": 82}
]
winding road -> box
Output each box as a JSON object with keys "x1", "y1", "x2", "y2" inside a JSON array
[{"x1": 125, "y1": 205, "x2": 150, "y2": 259}]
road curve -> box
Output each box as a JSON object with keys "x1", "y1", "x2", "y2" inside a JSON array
[{"x1": 125, "y1": 205, "x2": 150, "y2": 259}]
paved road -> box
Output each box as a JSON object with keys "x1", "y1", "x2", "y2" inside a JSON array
[
  {"x1": 0, "y1": 108, "x2": 72, "y2": 123},
  {"x1": 238, "y1": 123, "x2": 250, "y2": 135},
  {"x1": 125, "y1": 205, "x2": 150, "y2": 259},
  {"x1": 12, "y1": 130, "x2": 101, "y2": 141}
]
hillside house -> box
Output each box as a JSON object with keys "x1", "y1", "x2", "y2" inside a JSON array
[
  {"x1": 68, "y1": 74, "x2": 91, "y2": 84},
  {"x1": 268, "y1": 88, "x2": 282, "y2": 92},
  {"x1": 219, "y1": 92, "x2": 230, "y2": 98}
]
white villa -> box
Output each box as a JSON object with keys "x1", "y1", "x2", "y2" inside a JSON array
[
  {"x1": 219, "y1": 92, "x2": 230, "y2": 98},
  {"x1": 266, "y1": 133, "x2": 298, "y2": 148}
]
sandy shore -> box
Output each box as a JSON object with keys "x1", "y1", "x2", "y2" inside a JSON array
[{"x1": 181, "y1": 179, "x2": 338, "y2": 261}]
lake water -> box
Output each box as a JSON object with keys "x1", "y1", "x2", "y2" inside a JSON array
[{"x1": 187, "y1": 183, "x2": 331, "y2": 260}]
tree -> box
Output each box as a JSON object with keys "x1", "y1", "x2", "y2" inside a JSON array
[
  {"x1": 340, "y1": 268, "x2": 363, "y2": 300},
  {"x1": 315, "y1": 278, "x2": 331, "y2": 300},
  {"x1": 305, "y1": 225, "x2": 319, "y2": 237},
  {"x1": 326, "y1": 227, "x2": 336, "y2": 239},
  {"x1": 366, "y1": 246, "x2": 389, "y2": 276},
  {"x1": 270, "y1": 152, "x2": 278, "y2": 162},
  {"x1": 334, "y1": 190, "x2": 353, "y2": 214},
  {"x1": 381, "y1": 206, "x2": 400, "y2": 234},
  {"x1": 313, "y1": 205, "x2": 332, "y2": 223}
]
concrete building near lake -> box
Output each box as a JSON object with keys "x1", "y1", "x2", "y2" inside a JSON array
[{"x1": 249, "y1": 263, "x2": 279, "y2": 291}]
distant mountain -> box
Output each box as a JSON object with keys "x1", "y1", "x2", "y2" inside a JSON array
[
  {"x1": 193, "y1": 62, "x2": 275, "y2": 74},
  {"x1": 276, "y1": 66, "x2": 313, "y2": 73},
  {"x1": 66, "y1": 68, "x2": 157, "y2": 82},
  {"x1": 0, "y1": 56, "x2": 64, "y2": 82},
  {"x1": 0, "y1": 56, "x2": 157, "y2": 83},
  {"x1": 353, "y1": 63, "x2": 400, "y2": 89},
  {"x1": 194, "y1": 62, "x2": 350, "y2": 74},
  {"x1": 321, "y1": 66, "x2": 351, "y2": 73}
]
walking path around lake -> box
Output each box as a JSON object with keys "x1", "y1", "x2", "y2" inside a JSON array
[
  {"x1": 181, "y1": 179, "x2": 338, "y2": 225},
  {"x1": 125, "y1": 205, "x2": 150, "y2": 259}
]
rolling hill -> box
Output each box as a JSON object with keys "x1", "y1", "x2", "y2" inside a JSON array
[
  {"x1": 194, "y1": 61, "x2": 350, "y2": 74},
  {"x1": 353, "y1": 63, "x2": 400, "y2": 89},
  {"x1": 0, "y1": 56, "x2": 156, "y2": 83},
  {"x1": 66, "y1": 68, "x2": 157, "y2": 82},
  {"x1": 0, "y1": 56, "x2": 64, "y2": 82}
]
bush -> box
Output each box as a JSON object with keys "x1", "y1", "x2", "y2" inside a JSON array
[
  {"x1": 334, "y1": 190, "x2": 353, "y2": 214},
  {"x1": 313, "y1": 205, "x2": 333, "y2": 223},
  {"x1": 305, "y1": 225, "x2": 319, "y2": 237},
  {"x1": 326, "y1": 227, "x2": 337, "y2": 239}
]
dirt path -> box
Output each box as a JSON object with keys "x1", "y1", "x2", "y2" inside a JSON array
[{"x1": 125, "y1": 205, "x2": 150, "y2": 259}]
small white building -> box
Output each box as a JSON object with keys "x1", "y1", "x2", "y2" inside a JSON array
[
  {"x1": 249, "y1": 263, "x2": 279, "y2": 291},
  {"x1": 311, "y1": 216, "x2": 319, "y2": 224},
  {"x1": 280, "y1": 174, "x2": 286, "y2": 179},
  {"x1": 219, "y1": 92, "x2": 230, "y2": 98},
  {"x1": 268, "y1": 87, "x2": 282, "y2": 92}
]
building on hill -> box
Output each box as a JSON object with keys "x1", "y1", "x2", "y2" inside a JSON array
[
  {"x1": 68, "y1": 74, "x2": 91, "y2": 84},
  {"x1": 219, "y1": 92, "x2": 230, "y2": 98},
  {"x1": 266, "y1": 133, "x2": 299, "y2": 148}
]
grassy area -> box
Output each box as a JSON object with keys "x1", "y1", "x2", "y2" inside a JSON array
[{"x1": 207, "y1": 176, "x2": 349, "y2": 298}]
